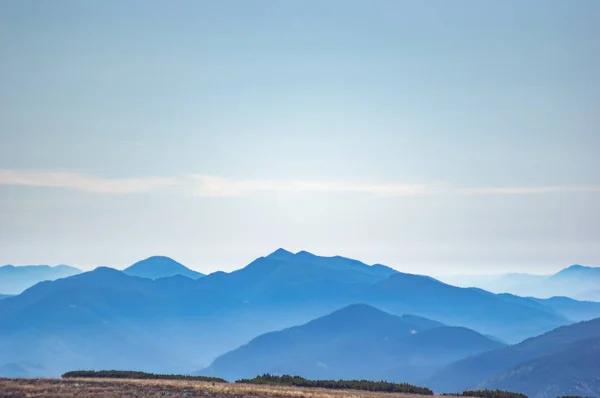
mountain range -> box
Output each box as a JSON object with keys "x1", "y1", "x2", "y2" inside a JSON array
[
  {"x1": 0, "y1": 249, "x2": 599, "y2": 398},
  {"x1": 124, "y1": 256, "x2": 204, "y2": 280},
  {"x1": 0, "y1": 256, "x2": 205, "y2": 295},
  {"x1": 0, "y1": 264, "x2": 81, "y2": 294}
]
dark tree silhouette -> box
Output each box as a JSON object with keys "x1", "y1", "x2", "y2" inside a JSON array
[
  {"x1": 62, "y1": 370, "x2": 226, "y2": 383},
  {"x1": 236, "y1": 374, "x2": 433, "y2": 395}
]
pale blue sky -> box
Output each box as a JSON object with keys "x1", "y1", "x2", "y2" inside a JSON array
[{"x1": 1, "y1": 1, "x2": 599, "y2": 275}]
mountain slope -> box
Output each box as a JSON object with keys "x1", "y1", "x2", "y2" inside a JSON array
[
  {"x1": 426, "y1": 317, "x2": 600, "y2": 394},
  {"x1": 363, "y1": 273, "x2": 569, "y2": 342},
  {"x1": 479, "y1": 337, "x2": 600, "y2": 398},
  {"x1": 124, "y1": 256, "x2": 204, "y2": 280},
  {"x1": 0, "y1": 264, "x2": 81, "y2": 294},
  {"x1": 202, "y1": 304, "x2": 504, "y2": 382}
]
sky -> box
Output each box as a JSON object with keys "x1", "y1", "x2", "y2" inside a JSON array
[{"x1": 1, "y1": 0, "x2": 599, "y2": 276}]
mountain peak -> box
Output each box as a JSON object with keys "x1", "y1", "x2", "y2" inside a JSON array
[
  {"x1": 267, "y1": 248, "x2": 295, "y2": 258},
  {"x1": 305, "y1": 304, "x2": 403, "y2": 331},
  {"x1": 553, "y1": 264, "x2": 599, "y2": 278},
  {"x1": 294, "y1": 250, "x2": 316, "y2": 258},
  {"x1": 124, "y1": 256, "x2": 204, "y2": 280},
  {"x1": 333, "y1": 303, "x2": 385, "y2": 316}
]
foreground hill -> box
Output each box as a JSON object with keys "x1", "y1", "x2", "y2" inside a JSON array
[
  {"x1": 124, "y1": 256, "x2": 204, "y2": 280},
  {"x1": 202, "y1": 304, "x2": 504, "y2": 382},
  {"x1": 0, "y1": 264, "x2": 81, "y2": 294},
  {"x1": 479, "y1": 337, "x2": 600, "y2": 397},
  {"x1": 427, "y1": 317, "x2": 600, "y2": 396}
]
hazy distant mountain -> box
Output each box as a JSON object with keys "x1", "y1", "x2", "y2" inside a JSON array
[
  {"x1": 438, "y1": 264, "x2": 600, "y2": 301},
  {"x1": 529, "y1": 296, "x2": 600, "y2": 322},
  {"x1": 202, "y1": 304, "x2": 504, "y2": 382},
  {"x1": 0, "y1": 294, "x2": 12, "y2": 300},
  {"x1": 0, "y1": 264, "x2": 81, "y2": 294},
  {"x1": 439, "y1": 273, "x2": 549, "y2": 295},
  {"x1": 552, "y1": 264, "x2": 600, "y2": 281},
  {"x1": 426, "y1": 317, "x2": 600, "y2": 395},
  {"x1": 0, "y1": 267, "x2": 236, "y2": 376},
  {"x1": 124, "y1": 256, "x2": 204, "y2": 280}
]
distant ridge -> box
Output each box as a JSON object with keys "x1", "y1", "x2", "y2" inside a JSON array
[
  {"x1": 266, "y1": 248, "x2": 398, "y2": 277},
  {"x1": 0, "y1": 264, "x2": 81, "y2": 294},
  {"x1": 124, "y1": 256, "x2": 204, "y2": 280},
  {"x1": 440, "y1": 264, "x2": 600, "y2": 300}
]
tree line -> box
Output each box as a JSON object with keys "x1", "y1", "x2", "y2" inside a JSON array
[
  {"x1": 235, "y1": 374, "x2": 434, "y2": 395},
  {"x1": 62, "y1": 370, "x2": 226, "y2": 383},
  {"x1": 442, "y1": 389, "x2": 528, "y2": 398}
]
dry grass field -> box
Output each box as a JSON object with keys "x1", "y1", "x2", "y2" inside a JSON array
[{"x1": 0, "y1": 378, "x2": 440, "y2": 398}]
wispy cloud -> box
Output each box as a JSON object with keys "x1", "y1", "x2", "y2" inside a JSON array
[
  {"x1": 455, "y1": 186, "x2": 600, "y2": 195},
  {"x1": 1, "y1": 169, "x2": 599, "y2": 197},
  {"x1": 0, "y1": 169, "x2": 174, "y2": 194},
  {"x1": 192, "y1": 175, "x2": 433, "y2": 197},
  {"x1": 192, "y1": 176, "x2": 600, "y2": 197}
]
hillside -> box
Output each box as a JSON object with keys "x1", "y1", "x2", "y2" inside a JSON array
[
  {"x1": 124, "y1": 256, "x2": 204, "y2": 279},
  {"x1": 479, "y1": 337, "x2": 600, "y2": 397},
  {"x1": 202, "y1": 304, "x2": 504, "y2": 382},
  {"x1": 426, "y1": 317, "x2": 600, "y2": 394},
  {"x1": 0, "y1": 264, "x2": 81, "y2": 294}
]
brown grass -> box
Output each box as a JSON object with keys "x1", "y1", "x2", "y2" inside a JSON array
[{"x1": 0, "y1": 377, "x2": 440, "y2": 398}]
